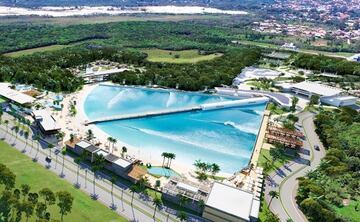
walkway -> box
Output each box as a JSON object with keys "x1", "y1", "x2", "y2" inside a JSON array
[
  {"x1": 264, "y1": 112, "x2": 326, "y2": 222},
  {"x1": 0, "y1": 113, "x2": 206, "y2": 222}
]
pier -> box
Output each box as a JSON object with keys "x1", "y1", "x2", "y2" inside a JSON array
[{"x1": 85, "y1": 97, "x2": 269, "y2": 125}]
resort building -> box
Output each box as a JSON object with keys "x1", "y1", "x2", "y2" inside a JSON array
[
  {"x1": 32, "y1": 109, "x2": 61, "y2": 135},
  {"x1": 0, "y1": 83, "x2": 35, "y2": 107},
  {"x1": 320, "y1": 95, "x2": 358, "y2": 107},
  {"x1": 232, "y1": 67, "x2": 281, "y2": 85},
  {"x1": 104, "y1": 153, "x2": 133, "y2": 176},
  {"x1": 80, "y1": 68, "x2": 129, "y2": 83},
  {"x1": 162, "y1": 177, "x2": 211, "y2": 213},
  {"x1": 72, "y1": 140, "x2": 100, "y2": 162},
  {"x1": 202, "y1": 182, "x2": 260, "y2": 222},
  {"x1": 265, "y1": 124, "x2": 303, "y2": 148},
  {"x1": 290, "y1": 81, "x2": 342, "y2": 98}
]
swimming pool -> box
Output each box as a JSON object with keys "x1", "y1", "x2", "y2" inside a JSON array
[
  {"x1": 147, "y1": 166, "x2": 180, "y2": 177},
  {"x1": 84, "y1": 85, "x2": 266, "y2": 174}
]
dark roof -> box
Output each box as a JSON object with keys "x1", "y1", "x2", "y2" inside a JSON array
[
  {"x1": 85, "y1": 145, "x2": 99, "y2": 153},
  {"x1": 105, "y1": 154, "x2": 119, "y2": 163}
]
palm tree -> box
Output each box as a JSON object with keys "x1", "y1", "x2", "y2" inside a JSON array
[
  {"x1": 152, "y1": 196, "x2": 162, "y2": 218},
  {"x1": 177, "y1": 211, "x2": 188, "y2": 222},
  {"x1": 56, "y1": 131, "x2": 65, "y2": 146},
  {"x1": 86, "y1": 129, "x2": 94, "y2": 141},
  {"x1": 112, "y1": 138, "x2": 117, "y2": 152},
  {"x1": 47, "y1": 144, "x2": 54, "y2": 158},
  {"x1": 121, "y1": 146, "x2": 127, "y2": 158},
  {"x1": 91, "y1": 154, "x2": 105, "y2": 198},
  {"x1": 60, "y1": 148, "x2": 67, "y2": 177},
  {"x1": 167, "y1": 153, "x2": 176, "y2": 168},
  {"x1": 177, "y1": 194, "x2": 188, "y2": 208},
  {"x1": 107, "y1": 137, "x2": 112, "y2": 150},
  {"x1": 13, "y1": 125, "x2": 20, "y2": 143},
  {"x1": 110, "y1": 176, "x2": 117, "y2": 208},
  {"x1": 23, "y1": 130, "x2": 29, "y2": 151},
  {"x1": 211, "y1": 163, "x2": 220, "y2": 178},
  {"x1": 69, "y1": 133, "x2": 75, "y2": 143},
  {"x1": 130, "y1": 185, "x2": 138, "y2": 205},
  {"x1": 161, "y1": 152, "x2": 168, "y2": 167},
  {"x1": 268, "y1": 190, "x2": 279, "y2": 208},
  {"x1": 4, "y1": 120, "x2": 9, "y2": 138},
  {"x1": 74, "y1": 157, "x2": 81, "y2": 187}
]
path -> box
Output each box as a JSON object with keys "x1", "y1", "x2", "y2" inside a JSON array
[{"x1": 264, "y1": 112, "x2": 326, "y2": 222}]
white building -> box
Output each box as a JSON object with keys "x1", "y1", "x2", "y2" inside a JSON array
[
  {"x1": 321, "y1": 95, "x2": 358, "y2": 107},
  {"x1": 202, "y1": 182, "x2": 260, "y2": 222},
  {"x1": 0, "y1": 83, "x2": 35, "y2": 106},
  {"x1": 281, "y1": 42, "x2": 297, "y2": 50},
  {"x1": 32, "y1": 109, "x2": 61, "y2": 135},
  {"x1": 291, "y1": 81, "x2": 342, "y2": 98},
  {"x1": 233, "y1": 67, "x2": 281, "y2": 85}
]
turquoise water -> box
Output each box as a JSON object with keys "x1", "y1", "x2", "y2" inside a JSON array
[
  {"x1": 147, "y1": 166, "x2": 179, "y2": 177},
  {"x1": 84, "y1": 85, "x2": 266, "y2": 174}
]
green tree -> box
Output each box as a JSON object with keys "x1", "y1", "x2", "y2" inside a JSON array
[
  {"x1": 177, "y1": 211, "x2": 188, "y2": 222},
  {"x1": 291, "y1": 96, "x2": 299, "y2": 112},
  {"x1": 152, "y1": 196, "x2": 162, "y2": 219},
  {"x1": 269, "y1": 190, "x2": 279, "y2": 208},
  {"x1": 56, "y1": 191, "x2": 74, "y2": 222},
  {"x1": 39, "y1": 188, "x2": 56, "y2": 207}
]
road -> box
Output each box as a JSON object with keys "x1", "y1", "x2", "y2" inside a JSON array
[
  {"x1": 264, "y1": 112, "x2": 326, "y2": 222},
  {"x1": 0, "y1": 113, "x2": 206, "y2": 222}
]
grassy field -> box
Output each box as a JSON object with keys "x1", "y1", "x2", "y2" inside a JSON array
[
  {"x1": 141, "y1": 49, "x2": 223, "y2": 64},
  {"x1": 258, "y1": 149, "x2": 294, "y2": 174},
  {"x1": 0, "y1": 140, "x2": 127, "y2": 222},
  {"x1": 3, "y1": 45, "x2": 70, "y2": 57},
  {"x1": 335, "y1": 200, "x2": 360, "y2": 222}
]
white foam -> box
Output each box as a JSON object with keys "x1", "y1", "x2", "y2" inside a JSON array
[
  {"x1": 224, "y1": 121, "x2": 258, "y2": 135},
  {"x1": 166, "y1": 92, "x2": 177, "y2": 108}
]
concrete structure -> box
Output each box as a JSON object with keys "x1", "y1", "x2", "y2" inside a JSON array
[
  {"x1": 32, "y1": 109, "x2": 61, "y2": 135},
  {"x1": 104, "y1": 153, "x2": 133, "y2": 176},
  {"x1": 73, "y1": 140, "x2": 100, "y2": 162},
  {"x1": 0, "y1": 84, "x2": 35, "y2": 106},
  {"x1": 321, "y1": 95, "x2": 358, "y2": 107},
  {"x1": 201, "y1": 97, "x2": 269, "y2": 110},
  {"x1": 203, "y1": 182, "x2": 260, "y2": 222},
  {"x1": 233, "y1": 67, "x2": 281, "y2": 85},
  {"x1": 81, "y1": 68, "x2": 129, "y2": 83},
  {"x1": 291, "y1": 81, "x2": 342, "y2": 98}
]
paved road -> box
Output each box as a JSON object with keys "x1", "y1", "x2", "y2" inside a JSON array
[
  {"x1": 264, "y1": 112, "x2": 326, "y2": 222},
  {"x1": 0, "y1": 113, "x2": 206, "y2": 222}
]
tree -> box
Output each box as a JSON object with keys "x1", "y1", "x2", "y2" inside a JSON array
[
  {"x1": 35, "y1": 202, "x2": 47, "y2": 220},
  {"x1": 309, "y1": 95, "x2": 320, "y2": 106},
  {"x1": 110, "y1": 176, "x2": 117, "y2": 208},
  {"x1": 177, "y1": 194, "x2": 188, "y2": 208},
  {"x1": 130, "y1": 185, "x2": 138, "y2": 205},
  {"x1": 60, "y1": 148, "x2": 67, "y2": 177},
  {"x1": 210, "y1": 163, "x2": 220, "y2": 177},
  {"x1": 0, "y1": 163, "x2": 16, "y2": 189},
  {"x1": 22, "y1": 201, "x2": 35, "y2": 222},
  {"x1": 69, "y1": 133, "x2": 75, "y2": 143},
  {"x1": 47, "y1": 143, "x2": 54, "y2": 158},
  {"x1": 152, "y1": 196, "x2": 162, "y2": 218},
  {"x1": 167, "y1": 153, "x2": 176, "y2": 168},
  {"x1": 24, "y1": 130, "x2": 29, "y2": 150},
  {"x1": 269, "y1": 190, "x2": 279, "y2": 208},
  {"x1": 4, "y1": 120, "x2": 9, "y2": 138},
  {"x1": 291, "y1": 96, "x2": 299, "y2": 112},
  {"x1": 21, "y1": 184, "x2": 31, "y2": 201},
  {"x1": 13, "y1": 125, "x2": 20, "y2": 142},
  {"x1": 161, "y1": 152, "x2": 168, "y2": 167},
  {"x1": 86, "y1": 129, "x2": 94, "y2": 141},
  {"x1": 39, "y1": 188, "x2": 56, "y2": 207},
  {"x1": 74, "y1": 157, "x2": 81, "y2": 187},
  {"x1": 91, "y1": 154, "x2": 105, "y2": 197},
  {"x1": 177, "y1": 211, "x2": 188, "y2": 222},
  {"x1": 56, "y1": 191, "x2": 74, "y2": 222},
  {"x1": 121, "y1": 146, "x2": 127, "y2": 157}
]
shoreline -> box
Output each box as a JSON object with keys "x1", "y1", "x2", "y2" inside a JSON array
[{"x1": 60, "y1": 82, "x2": 264, "y2": 179}]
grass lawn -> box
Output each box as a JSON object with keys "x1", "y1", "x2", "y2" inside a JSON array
[
  {"x1": 3, "y1": 45, "x2": 70, "y2": 57},
  {"x1": 267, "y1": 102, "x2": 289, "y2": 115},
  {"x1": 0, "y1": 140, "x2": 127, "y2": 222},
  {"x1": 258, "y1": 149, "x2": 294, "y2": 174},
  {"x1": 335, "y1": 200, "x2": 360, "y2": 222},
  {"x1": 141, "y1": 49, "x2": 223, "y2": 64}
]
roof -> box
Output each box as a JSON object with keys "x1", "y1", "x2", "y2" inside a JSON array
[
  {"x1": 105, "y1": 153, "x2": 119, "y2": 162},
  {"x1": 0, "y1": 84, "x2": 35, "y2": 105},
  {"x1": 177, "y1": 182, "x2": 199, "y2": 194},
  {"x1": 206, "y1": 182, "x2": 254, "y2": 221},
  {"x1": 95, "y1": 149, "x2": 108, "y2": 157},
  {"x1": 85, "y1": 145, "x2": 99, "y2": 153},
  {"x1": 113, "y1": 158, "x2": 132, "y2": 168},
  {"x1": 76, "y1": 141, "x2": 92, "y2": 149},
  {"x1": 329, "y1": 95, "x2": 358, "y2": 101},
  {"x1": 291, "y1": 82, "x2": 342, "y2": 97},
  {"x1": 32, "y1": 109, "x2": 61, "y2": 132}
]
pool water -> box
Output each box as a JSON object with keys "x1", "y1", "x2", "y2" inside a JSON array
[
  {"x1": 84, "y1": 85, "x2": 266, "y2": 174},
  {"x1": 147, "y1": 166, "x2": 179, "y2": 177}
]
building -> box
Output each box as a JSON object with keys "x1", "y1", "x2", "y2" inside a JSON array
[
  {"x1": 0, "y1": 84, "x2": 35, "y2": 106},
  {"x1": 291, "y1": 81, "x2": 342, "y2": 98},
  {"x1": 73, "y1": 140, "x2": 100, "y2": 162},
  {"x1": 203, "y1": 182, "x2": 260, "y2": 222},
  {"x1": 104, "y1": 153, "x2": 133, "y2": 176},
  {"x1": 163, "y1": 177, "x2": 211, "y2": 213},
  {"x1": 281, "y1": 42, "x2": 297, "y2": 50},
  {"x1": 321, "y1": 95, "x2": 358, "y2": 107},
  {"x1": 80, "y1": 68, "x2": 129, "y2": 83},
  {"x1": 233, "y1": 67, "x2": 281, "y2": 85},
  {"x1": 32, "y1": 109, "x2": 61, "y2": 135}
]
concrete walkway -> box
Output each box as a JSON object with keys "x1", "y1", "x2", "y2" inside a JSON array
[
  {"x1": 0, "y1": 113, "x2": 207, "y2": 222},
  {"x1": 264, "y1": 112, "x2": 326, "y2": 222}
]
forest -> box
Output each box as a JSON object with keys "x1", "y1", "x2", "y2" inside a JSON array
[
  {"x1": 296, "y1": 108, "x2": 360, "y2": 222},
  {"x1": 291, "y1": 53, "x2": 360, "y2": 76}
]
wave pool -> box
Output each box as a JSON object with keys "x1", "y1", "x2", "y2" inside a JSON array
[{"x1": 84, "y1": 85, "x2": 266, "y2": 174}]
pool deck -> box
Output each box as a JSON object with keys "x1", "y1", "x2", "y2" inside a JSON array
[{"x1": 250, "y1": 110, "x2": 270, "y2": 167}]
